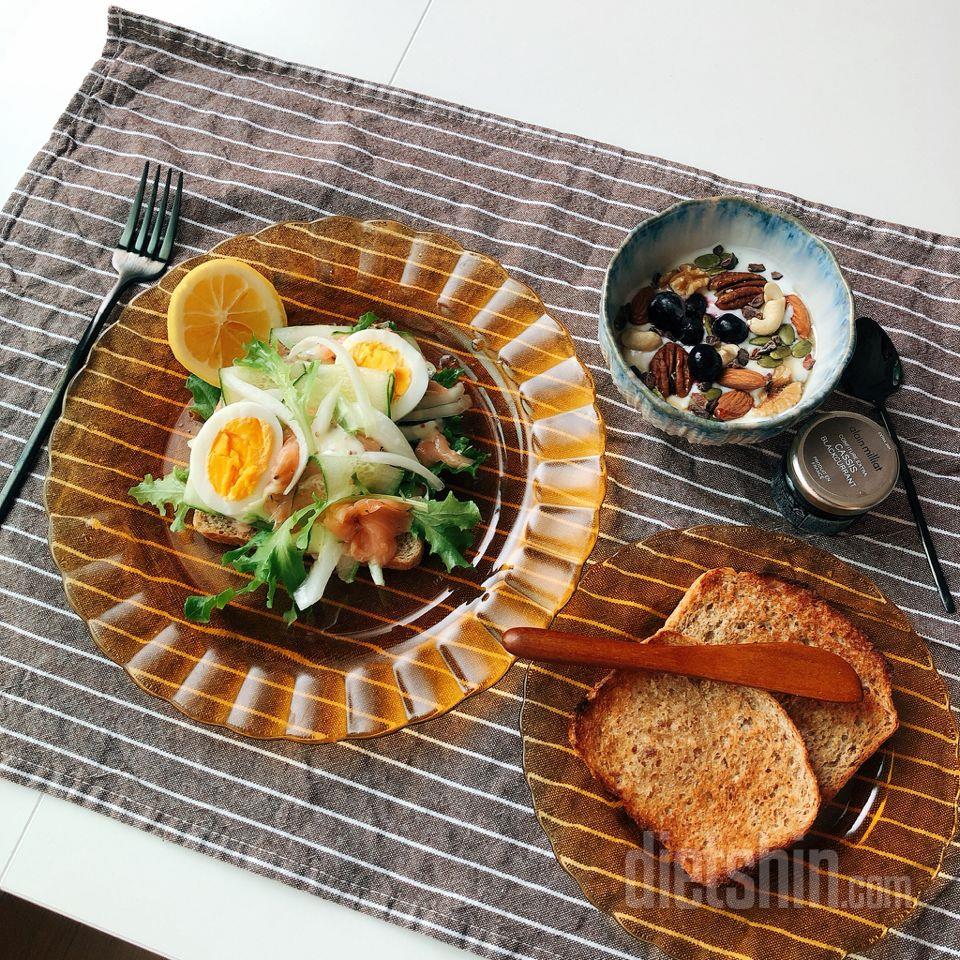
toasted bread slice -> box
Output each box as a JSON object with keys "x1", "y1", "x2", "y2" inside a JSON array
[
  {"x1": 192, "y1": 510, "x2": 253, "y2": 545},
  {"x1": 571, "y1": 631, "x2": 820, "y2": 886},
  {"x1": 385, "y1": 532, "x2": 424, "y2": 571},
  {"x1": 664, "y1": 568, "x2": 898, "y2": 800}
]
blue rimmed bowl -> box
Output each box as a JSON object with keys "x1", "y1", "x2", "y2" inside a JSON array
[{"x1": 600, "y1": 196, "x2": 855, "y2": 444}]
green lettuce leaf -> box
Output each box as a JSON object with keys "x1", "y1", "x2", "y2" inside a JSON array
[
  {"x1": 185, "y1": 374, "x2": 221, "y2": 420},
  {"x1": 235, "y1": 338, "x2": 311, "y2": 434},
  {"x1": 184, "y1": 497, "x2": 327, "y2": 624},
  {"x1": 409, "y1": 492, "x2": 481, "y2": 571},
  {"x1": 129, "y1": 468, "x2": 191, "y2": 532}
]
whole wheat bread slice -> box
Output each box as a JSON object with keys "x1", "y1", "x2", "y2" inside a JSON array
[
  {"x1": 663, "y1": 568, "x2": 898, "y2": 800},
  {"x1": 570, "y1": 630, "x2": 820, "y2": 885}
]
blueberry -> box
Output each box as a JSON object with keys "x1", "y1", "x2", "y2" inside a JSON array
[
  {"x1": 678, "y1": 315, "x2": 704, "y2": 346},
  {"x1": 647, "y1": 291, "x2": 684, "y2": 335},
  {"x1": 713, "y1": 312, "x2": 749, "y2": 344},
  {"x1": 688, "y1": 344, "x2": 723, "y2": 382},
  {"x1": 685, "y1": 293, "x2": 707, "y2": 318}
]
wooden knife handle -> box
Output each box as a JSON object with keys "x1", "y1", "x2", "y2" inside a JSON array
[{"x1": 502, "y1": 627, "x2": 863, "y2": 703}]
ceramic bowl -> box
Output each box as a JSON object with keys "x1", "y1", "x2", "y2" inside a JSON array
[{"x1": 599, "y1": 196, "x2": 855, "y2": 444}]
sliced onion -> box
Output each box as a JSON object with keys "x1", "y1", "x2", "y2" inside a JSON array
[
  {"x1": 357, "y1": 450, "x2": 444, "y2": 491},
  {"x1": 293, "y1": 531, "x2": 343, "y2": 610},
  {"x1": 311, "y1": 383, "x2": 341, "y2": 438},
  {"x1": 401, "y1": 396, "x2": 472, "y2": 423},
  {"x1": 364, "y1": 409, "x2": 418, "y2": 460},
  {"x1": 301, "y1": 335, "x2": 374, "y2": 419}
]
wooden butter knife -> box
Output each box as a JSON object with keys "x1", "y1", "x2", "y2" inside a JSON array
[{"x1": 502, "y1": 628, "x2": 863, "y2": 703}]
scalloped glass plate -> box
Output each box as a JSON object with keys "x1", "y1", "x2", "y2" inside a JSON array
[
  {"x1": 521, "y1": 525, "x2": 959, "y2": 960},
  {"x1": 44, "y1": 217, "x2": 605, "y2": 741}
]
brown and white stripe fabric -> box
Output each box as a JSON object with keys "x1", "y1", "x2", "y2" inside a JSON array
[{"x1": 0, "y1": 8, "x2": 958, "y2": 959}]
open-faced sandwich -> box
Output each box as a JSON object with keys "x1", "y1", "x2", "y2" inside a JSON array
[
  {"x1": 570, "y1": 568, "x2": 898, "y2": 885},
  {"x1": 130, "y1": 259, "x2": 484, "y2": 625}
]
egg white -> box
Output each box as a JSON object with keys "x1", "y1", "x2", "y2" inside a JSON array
[
  {"x1": 218, "y1": 373, "x2": 311, "y2": 492},
  {"x1": 342, "y1": 329, "x2": 428, "y2": 420},
  {"x1": 188, "y1": 401, "x2": 284, "y2": 518}
]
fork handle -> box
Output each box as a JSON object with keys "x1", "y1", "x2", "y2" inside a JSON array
[
  {"x1": 0, "y1": 277, "x2": 131, "y2": 526},
  {"x1": 877, "y1": 404, "x2": 956, "y2": 614}
]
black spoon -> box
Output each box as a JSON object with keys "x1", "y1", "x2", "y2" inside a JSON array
[{"x1": 841, "y1": 316, "x2": 955, "y2": 614}]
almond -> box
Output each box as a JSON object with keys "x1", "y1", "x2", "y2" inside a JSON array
[
  {"x1": 786, "y1": 294, "x2": 812, "y2": 338},
  {"x1": 717, "y1": 367, "x2": 766, "y2": 391},
  {"x1": 630, "y1": 286, "x2": 655, "y2": 325},
  {"x1": 714, "y1": 390, "x2": 754, "y2": 421}
]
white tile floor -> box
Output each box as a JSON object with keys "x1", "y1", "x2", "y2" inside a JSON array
[{"x1": 1, "y1": 1, "x2": 958, "y2": 957}]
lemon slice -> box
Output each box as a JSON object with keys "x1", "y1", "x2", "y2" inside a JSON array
[{"x1": 167, "y1": 258, "x2": 286, "y2": 385}]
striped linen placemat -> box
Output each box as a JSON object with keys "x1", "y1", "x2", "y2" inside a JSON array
[{"x1": 1, "y1": 8, "x2": 958, "y2": 959}]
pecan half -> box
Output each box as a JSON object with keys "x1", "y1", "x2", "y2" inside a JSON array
[
  {"x1": 714, "y1": 390, "x2": 754, "y2": 421},
  {"x1": 717, "y1": 367, "x2": 767, "y2": 391},
  {"x1": 630, "y1": 286, "x2": 655, "y2": 325},
  {"x1": 709, "y1": 271, "x2": 767, "y2": 292},
  {"x1": 648, "y1": 342, "x2": 692, "y2": 399},
  {"x1": 716, "y1": 283, "x2": 766, "y2": 310}
]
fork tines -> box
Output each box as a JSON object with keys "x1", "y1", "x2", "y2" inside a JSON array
[{"x1": 119, "y1": 161, "x2": 183, "y2": 263}]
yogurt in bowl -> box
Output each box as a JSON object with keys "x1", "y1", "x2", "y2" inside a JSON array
[{"x1": 600, "y1": 197, "x2": 854, "y2": 445}]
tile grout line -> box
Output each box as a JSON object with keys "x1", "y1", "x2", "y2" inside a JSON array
[
  {"x1": 0, "y1": 790, "x2": 43, "y2": 886},
  {"x1": 389, "y1": 0, "x2": 435, "y2": 85}
]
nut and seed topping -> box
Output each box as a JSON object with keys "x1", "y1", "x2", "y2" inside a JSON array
[
  {"x1": 714, "y1": 390, "x2": 754, "y2": 421},
  {"x1": 649, "y1": 342, "x2": 693, "y2": 398},
  {"x1": 718, "y1": 367, "x2": 767, "y2": 391}
]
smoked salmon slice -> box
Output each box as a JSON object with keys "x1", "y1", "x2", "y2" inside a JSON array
[{"x1": 323, "y1": 498, "x2": 413, "y2": 566}]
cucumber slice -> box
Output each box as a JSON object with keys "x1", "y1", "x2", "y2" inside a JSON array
[
  {"x1": 219, "y1": 365, "x2": 278, "y2": 404},
  {"x1": 272, "y1": 325, "x2": 350, "y2": 349},
  {"x1": 355, "y1": 460, "x2": 403, "y2": 495},
  {"x1": 303, "y1": 365, "x2": 392, "y2": 417},
  {"x1": 315, "y1": 454, "x2": 362, "y2": 503}
]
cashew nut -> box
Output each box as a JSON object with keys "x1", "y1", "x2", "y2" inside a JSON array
[
  {"x1": 718, "y1": 343, "x2": 738, "y2": 365},
  {"x1": 621, "y1": 327, "x2": 662, "y2": 352},
  {"x1": 763, "y1": 280, "x2": 784, "y2": 302},
  {"x1": 749, "y1": 297, "x2": 786, "y2": 335}
]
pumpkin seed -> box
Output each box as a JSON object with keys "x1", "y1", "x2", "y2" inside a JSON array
[
  {"x1": 703, "y1": 387, "x2": 722, "y2": 402},
  {"x1": 703, "y1": 315, "x2": 713, "y2": 337},
  {"x1": 791, "y1": 338, "x2": 813, "y2": 358},
  {"x1": 757, "y1": 355, "x2": 783, "y2": 368},
  {"x1": 694, "y1": 253, "x2": 721, "y2": 270},
  {"x1": 777, "y1": 324, "x2": 796, "y2": 345},
  {"x1": 770, "y1": 346, "x2": 793, "y2": 360},
  {"x1": 749, "y1": 336, "x2": 771, "y2": 346}
]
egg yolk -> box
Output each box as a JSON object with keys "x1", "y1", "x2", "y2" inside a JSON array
[
  {"x1": 207, "y1": 417, "x2": 273, "y2": 501},
  {"x1": 350, "y1": 342, "x2": 410, "y2": 399}
]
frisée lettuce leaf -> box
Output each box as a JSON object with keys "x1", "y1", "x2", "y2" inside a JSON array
[
  {"x1": 409, "y1": 492, "x2": 481, "y2": 571},
  {"x1": 129, "y1": 468, "x2": 191, "y2": 532}
]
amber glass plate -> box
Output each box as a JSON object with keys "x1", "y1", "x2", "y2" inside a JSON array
[
  {"x1": 44, "y1": 217, "x2": 605, "y2": 741},
  {"x1": 521, "y1": 525, "x2": 959, "y2": 960}
]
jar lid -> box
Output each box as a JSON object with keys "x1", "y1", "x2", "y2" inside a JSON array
[{"x1": 789, "y1": 412, "x2": 899, "y2": 517}]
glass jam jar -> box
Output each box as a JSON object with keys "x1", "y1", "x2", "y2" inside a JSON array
[{"x1": 772, "y1": 411, "x2": 899, "y2": 534}]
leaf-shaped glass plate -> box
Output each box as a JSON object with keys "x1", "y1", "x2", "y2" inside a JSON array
[
  {"x1": 521, "y1": 525, "x2": 959, "y2": 960},
  {"x1": 45, "y1": 217, "x2": 606, "y2": 741}
]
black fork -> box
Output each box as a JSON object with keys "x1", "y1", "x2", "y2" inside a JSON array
[{"x1": 0, "y1": 161, "x2": 183, "y2": 525}]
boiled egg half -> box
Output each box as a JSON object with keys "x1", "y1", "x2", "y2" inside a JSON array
[
  {"x1": 342, "y1": 329, "x2": 428, "y2": 420},
  {"x1": 188, "y1": 401, "x2": 283, "y2": 518}
]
